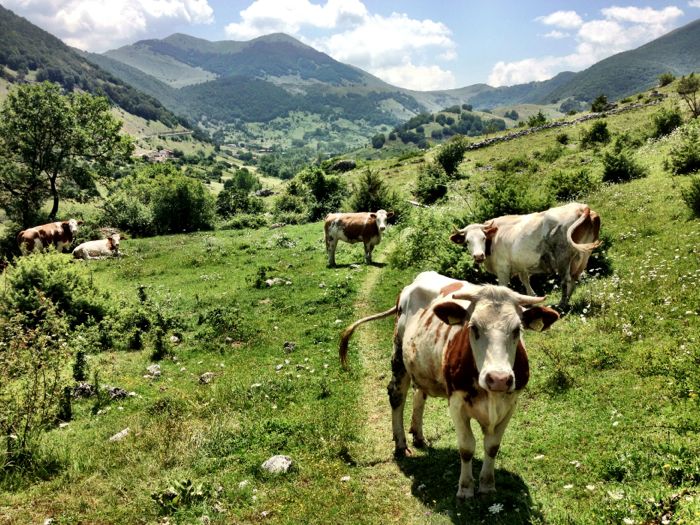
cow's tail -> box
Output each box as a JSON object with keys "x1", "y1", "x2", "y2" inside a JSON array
[
  {"x1": 566, "y1": 207, "x2": 601, "y2": 254},
  {"x1": 340, "y1": 305, "x2": 397, "y2": 369}
]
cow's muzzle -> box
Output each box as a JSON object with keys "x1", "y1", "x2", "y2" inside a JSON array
[
  {"x1": 473, "y1": 253, "x2": 486, "y2": 264},
  {"x1": 485, "y1": 371, "x2": 514, "y2": 392}
]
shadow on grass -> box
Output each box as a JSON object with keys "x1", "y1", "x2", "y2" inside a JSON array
[
  {"x1": 396, "y1": 446, "x2": 541, "y2": 524},
  {"x1": 328, "y1": 261, "x2": 387, "y2": 269}
]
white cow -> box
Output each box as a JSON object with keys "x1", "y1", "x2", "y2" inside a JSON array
[
  {"x1": 339, "y1": 271, "x2": 560, "y2": 498},
  {"x1": 324, "y1": 209, "x2": 393, "y2": 266},
  {"x1": 450, "y1": 202, "x2": 601, "y2": 308},
  {"x1": 72, "y1": 233, "x2": 121, "y2": 260}
]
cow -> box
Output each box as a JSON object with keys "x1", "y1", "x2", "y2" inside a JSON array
[
  {"x1": 17, "y1": 219, "x2": 82, "y2": 254},
  {"x1": 72, "y1": 233, "x2": 121, "y2": 260},
  {"x1": 339, "y1": 271, "x2": 560, "y2": 498},
  {"x1": 324, "y1": 210, "x2": 393, "y2": 267},
  {"x1": 450, "y1": 202, "x2": 601, "y2": 308}
]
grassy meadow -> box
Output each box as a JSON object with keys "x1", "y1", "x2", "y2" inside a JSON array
[{"x1": 2, "y1": 86, "x2": 700, "y2": 524}]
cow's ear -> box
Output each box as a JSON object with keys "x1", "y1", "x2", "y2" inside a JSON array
[
  {"x1": 450, "y1": 230, "x2": 466, "y2": 244},
  {"x1": 483, "y1": 225, "x2": 498, "y2": 239},
  {"x1": 386, "y1": 211, "x2": 394, "y2": 218},
  {"x1": 433, "y1": 301, "x2": 469, "y2": 326},
  {"x1": 370, "y1": 213, "x2": 377, "y2": 219},
  {"x1": 522, "y1": 306, "x2": 560, "y2": 332}
]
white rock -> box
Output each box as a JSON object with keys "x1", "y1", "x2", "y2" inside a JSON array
[
  {"x1": 109, "y1": 427, "x2": 129, "y2": 442},
  {"x1": 261, "y1": 455, "x2": 293, "y2": 474},
  {"x1": 170, "y1": 335, "x2": 180, "y2": 344},
  {"x1": 146, "y1": 364, "x2": 161, "y2": 377},
  {"x1": 340, "y1": 475, "x2": 351, "y2": 482},
  {"x1": 238, "y1": 480, "x2": 251, "y2": 490},
  {"x1": 199, "y1": 372, "x2": 215, "y2": 384}
]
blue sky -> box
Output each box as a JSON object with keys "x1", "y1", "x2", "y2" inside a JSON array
[{"x1": 3, "y1": 1, "x2": 699, "y2": 90}]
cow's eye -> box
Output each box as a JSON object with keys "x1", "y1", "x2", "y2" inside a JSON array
[
  {"x1": 512, "y1": 327, "x2": 520, "y2": 339},
  {"x1": 471, "y1": 325, "x2": 480, "y2": 340}
]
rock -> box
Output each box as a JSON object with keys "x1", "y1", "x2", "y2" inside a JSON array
[
  {"x1": 340, "y1": 475, "x2": 351, "y2": 482},
  {"x1": 255, "y1": 188, "x2": 275, "y2": 197},
  {"x1": 146, "y1": 364, "x2": 161, "y2": 378},
  {"x1": 169, "y1": 335, "x2": 180, "y2": 344},
  {"x1": 238, "y1": 480, "x2": 251, "y2": 490},
  {"x1": 265, "y1": 277, "x2": 291, "y2": 287},
  {"x1": 328, "y1": 159, "x2": 356, "y2": 173},
  {"x1": 269, "y1": 222, "x2": 286, "y2": 229},
  {"x1": 73, "y1": 382, "x2": 95, "y2": 398},
  {"x1": 318, "y1": 282, "x2": 326, "y2": 288},
  {"x1": 261, "y1": 455, "x2": 293, "y2": 474},
  {"x1": 200, "y1": 516, "x2": 210, "y2": 525},
  {"x1": 109, "y1": 427, "x2": 129, "y2": 442},
  {"x1": 106, "y1": 386, "x2": 128, "y2": 400},
  {"x1": 199, "y1": 372, "x2": 215, "y2": 384},
  {"x1": 283, "y1": 341, "x2": 296, "y2": 353},
  {"x1": 44, "y1": 519, "x2": 54, "y2": 525}
]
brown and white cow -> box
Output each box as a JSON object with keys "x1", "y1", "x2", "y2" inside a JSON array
[
  {"x1": 72, "y1": 233, "x2": 121, "y2": 260},
  {"x1": 17, "y1": 219, "x2": 81, "y2": 254},
  {"x1": 324, "y1": 210, "x2": 393, "y2": 266},
  {"x1": 340, "y1": 271, "x2": 559, "y2": 498},
  {"x1": 450, "y1": 202, "x2": 601, "y2": 308}
]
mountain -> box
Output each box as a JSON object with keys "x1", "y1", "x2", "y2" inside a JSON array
[{"x1": 0, "y1": 5, "x2": 183, "y2": 127}]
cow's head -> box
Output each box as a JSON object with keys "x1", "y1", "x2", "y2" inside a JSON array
[
  {"x1": 450, "y1": 222, "x2": 498, "y2": 264},
  {"x1": 66, "y1": 219, "x2": 81, "y2": 236},
  {"x1": 371, "y1": 209, "x2": 394, "y2": 233},
  {"x1": 109, "y1": 233, "x2": 121, "y2": 252},
  {"x1": 433, "y1": 285, "x2": 559, "y2": 393}
]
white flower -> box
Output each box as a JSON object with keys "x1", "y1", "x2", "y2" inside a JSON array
[{"x1": 488, "y1": 503, "x2": 504, "y2": 514}]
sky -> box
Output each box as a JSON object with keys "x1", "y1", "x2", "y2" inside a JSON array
[{"x1": 3, "y1": 0, "x2": 700, "y2": 91}]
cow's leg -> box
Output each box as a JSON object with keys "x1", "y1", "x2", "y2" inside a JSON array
[
  {"x1": 518, "y1": 272, "x2": 536, "y2": 296},
  {"x1": 387, "y1": 343, "x2": 411, "y2": 456},
  {"x1": 449, "y1": 393, "x2": 476, "y2": 499},
  {"x1": 409, "y1": 388, "x2": 427, "y2": 448},
  {"x1": 327, "y1": 237, "x2": 338, "y2": 267},
  {"x1": 364, "y1": 242, "x2": 373, "y2": 264},
  {"x1": 479, "y1": 405, "x2": 516, "y2": 494},
  {"x1": 559, "y1": 272, "x2": 575, "y2": 308}
]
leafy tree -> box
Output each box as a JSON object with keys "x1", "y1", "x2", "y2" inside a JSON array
[
  {"x1": 224, "y1": 168, "x2": 261, "y2": 193},
  {"x1": 527, "y1": 111, "x2": 547, "y2": 127},
  {"x1": 371, "y1": 133, "x2": 386, "y2": 149},
  {"x1": 348, "y1": 169, "x2": 398, "y2": 213},
  {"x1": 677, "y1": 73, "x2": 700, "y2": 118},
  {"x1": 591, "y1": 94, "x2": 609, "y2": 113},
  {"x1": 0, "y1": 82, "x2": 132, "y2": 226},
  {"x1": 435, "y1": 136, "x2": 469, "y2": 177},
  {"x1": 658, "y1": 72, "x2": 675, "y2": 87},
  {"x1": 216, "y1": 188, "x2": 264, "y2": 218}
]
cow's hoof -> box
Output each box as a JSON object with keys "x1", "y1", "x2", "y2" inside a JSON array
[
  {"x1": 412, "y1": 436, "x2": 427, "y2": 449},
  {"x1": 394, "y1": 447, "x2": 412, "y2": 458},
  {"x1": 456, "y1": 486, "x2": 474, "y2": 500},
  {"x1": 478, "y1": 485, "x2": 496, "y2": 495}
]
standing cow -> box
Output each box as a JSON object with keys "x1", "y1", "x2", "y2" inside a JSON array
[
  {"x1": 450, "y1": 202, "x2": 601, "y2": 308},
  {"x1": 339, "y1": 271, "x2": 559, "y2": 498},
  {"x1": 17, "y1": 219, "x2": 82, "y2": 253},
  {"x1": 72, "y1": 233, "x2": 121, "y2": 260},
  {"x1": 324, "y1": 210, "x2": 393, "y2": 266}
]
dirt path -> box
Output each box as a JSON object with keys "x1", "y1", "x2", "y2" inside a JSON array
[{"x1": 348, "y1": 248, "x2": 434, "y2": 524}]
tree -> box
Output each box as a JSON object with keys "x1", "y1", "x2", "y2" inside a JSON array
[
  {"x1": 435, "y1": 136, "x2": 469, "y2": 177},
  {"x1": 527, "y1": 110, "x2": 547, "y2": 127},
  {"x1": 371, "y1": 133, "x2": 386, "y2": 149},
  {"x1": 591, "y1": 94, "x2": 609, "y2": 113},
  {"x1": 658, "y1": 72, "x2": 675, "y2": 87},
  {"x1": 677, "y1": 74, "x2": 700, "y2": 118},
  {"x1": 348, "y1": 169, "x2": 397, "y2": 213},
  {"x1": 0, "y1": 82, "x2": 132, "y2": 226}
]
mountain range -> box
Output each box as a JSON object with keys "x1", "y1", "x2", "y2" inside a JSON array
[{"x1": 1, "y1": 4, "x2": 699, "y2": 152}]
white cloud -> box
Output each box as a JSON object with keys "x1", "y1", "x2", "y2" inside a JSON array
[
  {"x1": 224, "y1": 1, "x2": 457, "y2": 90},
  {"x1": 489, "y1": 4, "x2": 685, "y2": 87},
  {"x1": 690, "y1": 1, "x2": 700, "y2": 7},
  {"x1": 3, "y1": 0, "x2": 214, "y2": 51},
  {"x1": 536, "y1": 10, "x2": 583, "y2": 29},
  {"x1": 542, "y1": 30, "x2": 569, "y2": 39}
]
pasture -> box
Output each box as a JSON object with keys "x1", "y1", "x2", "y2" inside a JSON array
[{"x1": 2, "y1": 97, "x2": 700, "y2": 524}]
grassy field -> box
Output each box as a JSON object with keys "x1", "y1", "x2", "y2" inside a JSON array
[{"x1": 2, "y1": 85, "x2": 700, "y2": 524}]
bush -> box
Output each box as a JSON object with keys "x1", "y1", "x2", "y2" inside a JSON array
[
  {"x1": 581, "y1": 120, "x2": 611, "y2": 148},
  {"x1": 527, "y1": 111, "x2": 547, "y2": 127},
  {"x1": 371, "y1": 133, "x2": 386, "y2": 149},
  {"x1": 602, "y1": 146, "x2": 648, "y2": 183},
  {"x1": 414, "y1": 162, "x2": 448, "y2": 205},
  {"x1": 219, "y1": 214, "x2": 268, "y2": 230},
  {"x1": 548, "y1": 169, "x2": 595, "y2": 201},
  {"x1": 224, "y1": 168, "x2": 261, "y2": 193},
  {"x1": 533, "y1": 145, "x2": 565, "y2": 163},
  {"x1": 652, "y1": 106, "x2": 683, "y2": 138},
  {"x1": 666, "y1": 122, "x2": 700, "y2": 175},
  {"x1": 216, "y1": 188, "x2": 265, "y2": 218},
  {"x1": 591, "y1": 94, "x2": 609, "y2": 112},
  {"x1": 556, "y1": 133, "x2": 570, "y2": 145},
  {"x1": 435, "y1": 136, "x2": 469, "y2": 177},
  {"x1": 681, "y1": 176, "x2": 700, "y2": 217},
  {"x1": 348, "y1": 169, "x2": 402, "y2": 216},
  {"x1": 471, "y1": 171, "x2": 552, "y2": 223},
  {"x1": 102, "y1": 193, "x2": 156, "y2": 237},
  {"x1": 658, "y1": 72, "x2": 675, "y2": 87}
]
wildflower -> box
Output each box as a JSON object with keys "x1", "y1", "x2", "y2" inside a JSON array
[{"x1": 488, "y1": 503, "x2": 504, "y2": 514}]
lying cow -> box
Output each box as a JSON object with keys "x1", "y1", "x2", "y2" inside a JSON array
[
  {"x1": 324, "y1": 210, "x2": 393, "y2": 266},
  {"x1": 340, "y1": 271, "x2": 559, "y2": 498},
  {"x1": 450, "y1": 202, "x2": 601, "y2": 308},
  {"x1": 72, "y1": 233, "x2": 121, "y2": 260},
  {"x1": 17, "y1": 219, "x2": 82, "y2": 253}
]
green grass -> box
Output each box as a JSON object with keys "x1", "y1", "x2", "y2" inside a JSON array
[{"x1": 3, "y1": 86, "x2": 700, "y2": 524}]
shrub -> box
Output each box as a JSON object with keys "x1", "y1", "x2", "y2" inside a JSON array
[
  {"x1": 658, "y1": 72, "x2": 675, "y2": 87},
  {"x1": 581, "y1": 120, "x2": 611, "y2": 148},
  {"x1": 371, "y1": 133, "x2": 385, "y2": 149},
  {"x1": 224, "y1": 168, "x2": 261, "y2": 192},
  {"x1": 471, "y1": 171, "x2": 552, "y2": 223},
  {"x1": 348, "y1": 169, "x2": 402, "y2": 216},
  {"x1": 414, "y1": 162, "x2": 449, "y2": 205},
  {"x1": 435, "y1": 136, "x2": 469, "y2": 177},
  {"x1": 602, "y1": 147, "x2": 648, "y2": 183},
  {"x1": 666, "y1": 122, "x2": 700, "y2": 175},
  {"x1": 681, "y1": 176, "x2": 700, "y2": 217},
  {"x1": 652, "y1": 106, "x2": 683, "y2": 138},
  {"x1": 533, "y1": 145, "x2": 565, "y2": 163},
  {"x1": 527, "y1": 111, "x2": 547, "y2": 127},
  {"x1": 220, "y1": 214, "x2": 268, "y2": 230},
  {"x1": 556, "y1": 133, "x2": 570, "y2": 145},
  {"x1": 101, "y1": 193, "x2": 156, "y2": 237},
  {"x1": 0, "y1": 300, "x2": 72, "y2": 468},
  {"x1": 591, "y1": 94, "x2": 609, "y2": 112},
  {"x1": 216, "y1": 188, "x2": 265, "y2": 218},
  {"x1": 548, "y1": 168, "x2": 595, "y2": 201}
]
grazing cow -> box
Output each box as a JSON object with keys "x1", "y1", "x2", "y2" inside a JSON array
[
  {"x1": 17, "y1": 219, "x2": 82, "y2": 253},
  {"x1": 339, "y1": 271, "x2": 559, "y2": 498},
  {"x1": 72, "y1": 233, "x2": 121, "y2": 260},
  {"x1": 450, "y1": 202, "x2": 601, "y2": 308},
  {"x1": 324, "y1": 210, "x2": 393, "y2": 266}
]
